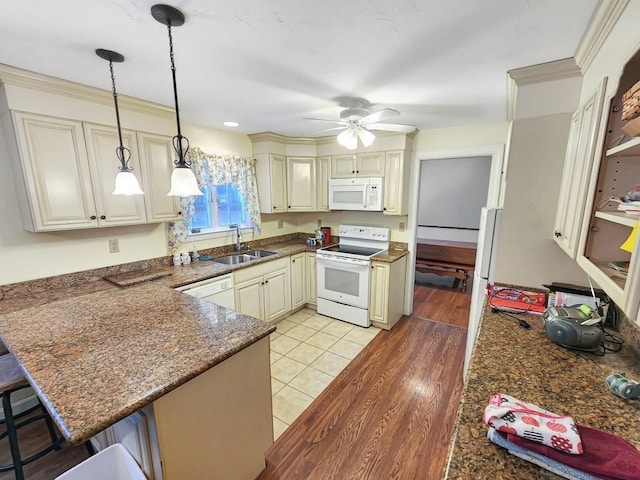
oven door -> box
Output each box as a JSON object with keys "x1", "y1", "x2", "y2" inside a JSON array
[{"x1": 316, "y1": 253, "x2": 370, "y2": 308}]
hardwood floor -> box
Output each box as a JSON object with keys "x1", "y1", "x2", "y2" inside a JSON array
[
  {"x1": 0, "y1": 279, "x2": 470, "y2": 479},
  {"x1": 259, "y1": 280, "x2": 470, "y2": 480}
]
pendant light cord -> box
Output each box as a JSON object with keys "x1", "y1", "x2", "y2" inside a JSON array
[
  {"x1": 166, "y1": 23, "x2": 190, "y2": 167},
  {"x1": 108, "y1": 60, "x2": 132, "y2": 172}
]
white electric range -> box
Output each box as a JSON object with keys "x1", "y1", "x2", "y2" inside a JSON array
[{"x1": 316, "y1": 225, "x2": 389, "y2": 327}]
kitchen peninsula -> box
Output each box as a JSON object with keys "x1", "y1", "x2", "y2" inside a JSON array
[{"x1": 0, "y1": 268, "x2": 276, "y2": 479}]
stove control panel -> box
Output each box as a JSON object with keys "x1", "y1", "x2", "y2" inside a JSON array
[{"x1": 338, "y1": 225, "x2": 390, "y2": 241}]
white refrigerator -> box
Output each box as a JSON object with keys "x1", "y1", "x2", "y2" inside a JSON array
[{"x1": 464, "y1": 207, "x2": 503, "y2": 378}]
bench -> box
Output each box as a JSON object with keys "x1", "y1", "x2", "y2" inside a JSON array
[{"x1": 415, "y1": 240, "x2": 477, "y2": 292}]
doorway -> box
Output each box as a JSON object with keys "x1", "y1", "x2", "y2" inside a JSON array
[{"x1": 405, "y1": 145, "x2": 505, "y2": 314}]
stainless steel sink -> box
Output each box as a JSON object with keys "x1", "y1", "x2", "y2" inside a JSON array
[
  {"x1": 212, "y1": 254, "x2": 256, "y2": 265},
  {"x1": 247, "y1": 250, "x2": 277, "y2": 258}
]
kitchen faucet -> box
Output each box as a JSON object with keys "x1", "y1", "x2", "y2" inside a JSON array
[{"x1": 230, "y1": 224, "x2": 242, "y2": 252}]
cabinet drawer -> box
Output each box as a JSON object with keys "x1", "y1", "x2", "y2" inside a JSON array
[{"x1": 233, "y1": 256, "x2": 289, "y2": 284}]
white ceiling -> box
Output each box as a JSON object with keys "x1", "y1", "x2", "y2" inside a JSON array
[{"x1": 0, "y1": 0, "x2": 598, "y2": 137}]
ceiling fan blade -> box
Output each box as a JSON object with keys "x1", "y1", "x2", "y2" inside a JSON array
[
  {"x1": 303, "y1": 117, "x2": 348, "y2": 126},
  {"x1": 361, "y1": 108, "x2": 400, "y2": 124},
  {"x1": 307, "y1": 126, "x2": 348, "y2": 136},
  {"x1": 366, "y1": 122, "x2": 416, "y2": 133}
]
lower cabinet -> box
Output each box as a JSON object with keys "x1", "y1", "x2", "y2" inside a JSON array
[
  {"x1": 306, "y1": 252, "x2": 317, "y2": 307},
  {"x1": 234, "y1": 257, "x2": 291, "y2": 323},
  {"x1": 369, "y1": 256, "x2": 407, "y2": 330},
  {"x1": 290, "y1": 252, "x2": 307, "y2": 310}
]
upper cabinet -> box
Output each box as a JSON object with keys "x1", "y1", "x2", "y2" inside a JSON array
[
  {"x1": 571, "y1": 53, "x2": 640, "y2": 319},
  {"x1": 316, "y1": 156, "x2": 330, "y2": 212},
  {"x1": 330, "y1": 152, "x2": 385, "y2": 178},
  {"x1": 553, "y1": 78, "x2": 608, "y2": 257},
  {"x1": 383, "y1": 150, "x2": 410, "y2": 216},
  {"x1": 3, "y1": 111, "x2": 180, "y2": 232},
  {"x1": 137, "y1": 131, "x2": 182, "y2": 223},
  {"x1": 256, "y1": 154, "x2": 317, "y2": 213}
]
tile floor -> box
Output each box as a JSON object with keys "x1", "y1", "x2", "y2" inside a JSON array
[{"x1": 269, "y1": 308, "x2": 381, "y2": 439}]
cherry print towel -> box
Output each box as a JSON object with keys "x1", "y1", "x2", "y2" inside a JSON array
[{"x1": 482, "y1": 393, "x2": 583, "y2": 454}]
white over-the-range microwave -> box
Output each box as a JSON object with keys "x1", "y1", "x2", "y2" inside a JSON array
[{"x1": 328, "y1": 177, "x2": 383, "y2": 211}]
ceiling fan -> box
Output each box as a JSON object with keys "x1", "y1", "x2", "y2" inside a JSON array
[{"x1": 304, "y1": 100, "x2": 416, "y2": 150}]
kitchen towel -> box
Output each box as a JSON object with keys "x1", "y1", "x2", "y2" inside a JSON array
[
  {"x1": 483, "y1": 393, "x2": 583, "y2": 454},
  {"x1": 507, "y1": 424, "x2": 640, "y2": 480},
  {"x1": 487, "y1": 428, "x2": 603, "y2": 480}
]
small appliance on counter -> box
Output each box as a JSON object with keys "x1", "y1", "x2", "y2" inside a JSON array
[{"x1": 542, "y1": 305, "x2": 603, "y2": 352}]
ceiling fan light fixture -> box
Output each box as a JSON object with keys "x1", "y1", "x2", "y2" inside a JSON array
[
  {"x1": 337, "y1": 127, "x2": 358, "y2": 150},
  {"x1": 96, "y1": 48, "x2": 144, "y2": 196},
  {"x1": 152, "y1": 4, "x2": 203, "y2": 197},
  {"x1": 357, "y1": 127, "x2": 375, "y2": 147}
]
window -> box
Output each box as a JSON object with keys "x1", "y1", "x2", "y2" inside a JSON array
[{"x1": 189, "y1": 184, "x2": 252, "y2": 235}]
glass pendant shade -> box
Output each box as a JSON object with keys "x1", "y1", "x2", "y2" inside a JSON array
[
  {"x1": 113, "y1": 170, "x2": 144, "y2": 195},
  {"x1": 357, "y1": 127, "x2": 375, "y2": 147},
  {"x1": 167, "y1": 166, "x2": 203, "y2": 196},
  {"x1": 337, "y1": 127, "x2": 358, "y2": 150}
]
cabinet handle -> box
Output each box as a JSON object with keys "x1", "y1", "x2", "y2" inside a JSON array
[
  {"x1": 100, "y1": 215, "x2": 106, "y2": 220},
  {"x1": 177, "y1": 211, "x2": 182, "y2": 215},
  {"x1": 288, "y1": 205, "x2": 291, "y2": 208},
  {"x1": 352, "y1": 170, "x2": 355, "y2": 174},
  {"x1": 554, "y1": 231, "x2": 561, "y2": 238},
  {"x1": 356, "y1": 170, "x2": 359, "y2": 173},
  {"x1": 90, "y1": 215, "x2": 97, "y2": 220},
  {"x1": 383, "y1": 207, "x2": 387, "y2": 211},
  {"x1": 265, "y1": 280, "x2": 269, "y2": 284}
]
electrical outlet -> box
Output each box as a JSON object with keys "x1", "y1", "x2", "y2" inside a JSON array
[
  {"x1": 399, "y1": 222, "x2": 405, "y2": 232},
  {"x1": 278, "y1": 219, "x2": 283, "y2": 229},
  {"x1": 317, "y1": 219, "x2": 322, "y2": 227},
  {"x1": 108, "y1": 239, "x2": 119, "y2": 253}
]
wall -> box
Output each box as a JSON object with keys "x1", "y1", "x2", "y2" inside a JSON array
[{"x1": 493, "y1": 73, "x2": 588, "y2": 287}]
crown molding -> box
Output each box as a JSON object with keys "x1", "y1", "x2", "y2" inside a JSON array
[
  {"x1": 574, "y1": 0, "x2": 629, "y2": 73},
  {"x1": 0, "y1": 63, "x2": 174, "y2": 119},
  {"x1": 249, "y1": 129, "x2": 417, "y2": 146},
  {"x1": 508, "y1": 58, "x2": 581, "y2": 86}
]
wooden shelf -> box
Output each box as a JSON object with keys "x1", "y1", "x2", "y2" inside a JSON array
[
  {"x1": 606, "y1": 136, "x2": 640, "y2": 157},
  {"x1": 595, "y1": 210, "x2": 640, "y2": 227}
]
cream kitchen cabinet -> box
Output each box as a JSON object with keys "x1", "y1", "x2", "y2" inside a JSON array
[
  {"x1": 553, "y1": 78, "x2": 607, "y2": 258},
  {"x1": 369, "y1": 256, "x2": 407, "y2": 330},
  {"x1": 286, "y1": 156, "x2": 316, "y2": 212},
  {"x1": 5, "y1": 111, "x2": 100, "y2": 231},
  {"x1": 83, "y1": 123, "x2": 148, "y2": 226},
  {"x1": 234, "y1": 257, "x2": 291, "y2": 323},
  {"x1": 290, "y1": 252, "x2": 307, "y2": 309},
  {"x1": 330, "y1": 152, "x2": 385, "y2": 178},
  {"x1": 573, "y1": 57, "x2": 640, "y2": 320},
  {"x1": 306, "y1": 252, "x2": 317, "y2": 307},
  {"x1": 3, "y1": 111, "x2": 179, "y2": 232},
  {"x1": 316, "y1": 156, "x2": 330, "y2": 211},
  {"x1": 137, "y1": 131, "x2": 182, "y2": 223},
  {"x1": 383, "y1": 150, "x2": 410, "y2": 215}
]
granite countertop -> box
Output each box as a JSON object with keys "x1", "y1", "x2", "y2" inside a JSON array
[
  {"x1": 445, "y1": 305, "x2": 640, "y2": 479},
  {"x1": 0, "y1": 238, "x2": 408, "y2": 444}
]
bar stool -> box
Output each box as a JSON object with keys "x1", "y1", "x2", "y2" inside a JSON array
[{"x1": 0, "y1": 353, "x2": 61, "y2": 480}]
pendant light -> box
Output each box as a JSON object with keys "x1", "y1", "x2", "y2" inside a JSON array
[
  {"x1": 96, "y1": 49, "x2": 144, "y2": 195},
  {"x1": 151, "y1": 4, "x2": 203, "y2": 197}
]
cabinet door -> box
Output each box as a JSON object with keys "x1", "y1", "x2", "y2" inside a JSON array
[
  {"x1": 235, "y1": 277, "x2": 265, "y2": 321},
  {"x1": 316, "y1": 156, "x2": 330, "y2": 211},
  {"x1": 553, "y1": 78, "x2": 608, "y2": 258},
  {"x1": 357, "y1": 152, "x2": 385, "y2": 176},
  {"x1": 287, "y1": 157, "x2": 316, "y2": 211},
  {"x1": 306, "y1": 253, "x2": 317, "y2": 306},
  {"x1": 11, "y1": 112, "x2": 97, "y2": 231},
  {"x1": 137, "y1": 132, "x2": 182, "y2": 222},
  {"x1": 383, "y1": 151, "x2": 404, "y2": 215},
  {"x1": 331, "y1": 154, "x2": 357, "y2": 178},
  {"x1": 84, "y1": 123, "x2": 147, "y2": 226},
  {"x1": 290, "y1": 253, "x2": 306, "y2": 309},
  {"x1": 110, "y1": 411, "x2": 155, "y2": 479},
  {"x1": 369, "y1": 262, "x2": 389, "y2": 324},
  {"x1": 264, "y1": 268, "x2": 291, "y2": 322},
  {"x1": 269, "y1": 154, "x2": 288, "y2": 212}
]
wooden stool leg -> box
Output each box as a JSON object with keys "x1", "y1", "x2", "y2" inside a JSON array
[
  {"x1": 2, "y1": 391, "x2": 25, "y2": 480},
  {"x1": 452, "y1": 278, "x2": 460, "y2": 289}
]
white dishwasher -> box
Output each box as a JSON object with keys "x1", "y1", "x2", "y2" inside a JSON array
[{"x1": 175, "y1": 273, "x2": 235, "y2": 310}]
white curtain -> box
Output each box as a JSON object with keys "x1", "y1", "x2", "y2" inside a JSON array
[{"x1": 167, "y1": 147, "x2": 261, "y2": 253}]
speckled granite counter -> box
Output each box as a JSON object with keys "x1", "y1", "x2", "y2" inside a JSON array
[{"x1": 445, "y1": 305, "x2": 640, "y2": 479}]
